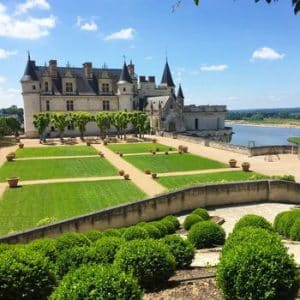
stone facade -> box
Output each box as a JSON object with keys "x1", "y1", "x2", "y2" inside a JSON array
[{"x1": 21, "y1": 55, "x2": 231, "y2": 139}]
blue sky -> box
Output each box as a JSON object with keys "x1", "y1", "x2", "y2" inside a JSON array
[{"x1": 0, "y1": 0, "x2": 299, "y2": 109}]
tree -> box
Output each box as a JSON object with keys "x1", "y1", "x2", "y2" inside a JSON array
[
  {"x1": 51, "y1": 113, "x2": 69, "y2": 141},
  {"x1": 33, "y1": 113, "x2": 51, "y2": 142},
  {"x1": 111, "y1": 112, "x2": 128, "y2": 139},
  {"x1": 95, "y1": 112, "x2": 111, "y2": 139},
  {"x1": 189, "y1": 0, "x2": 300, "y2": 14},
  {"x1": 4, "y1": 117, "x2": 21, "y2": 137},
  {"x1": 0, "y1": 117, "x2": 8, "y2": 137},
  {"x1": 136, "y1": 112, "x2": 148, "y2": 138},
  {"x1": 70, "y1": 112, "x2": 92, "y2": 140}
]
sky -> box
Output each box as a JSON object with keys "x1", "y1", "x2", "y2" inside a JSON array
[{"x1": 0, "y1": 0, "x2": 299, "y2": 110}]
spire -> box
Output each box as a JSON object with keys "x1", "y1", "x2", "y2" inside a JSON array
[
  {"x1": 177, "y1": 84, "x2": 184, "y2": 98},
  {"x1": 21, "y1": 53, "x2": 38, "y2": 81},
  {"x1": 119, "y1": 62, "x2": 132, "y2": 83},
  {"x1": 160, "y1": 61, "x2": 175, "y2": 87}
]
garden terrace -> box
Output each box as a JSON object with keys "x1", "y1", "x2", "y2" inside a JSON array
[
  {"x1": 123, "y1": 153, "x2": 227, "y2": 173},
  {"x1": 0, "y1": 157, "x2": 117, "y2": 181},
  {"x1": 0, "y1": 179, "x2": 145, "y2": 235},
  {"x1": 107, "y1": 142, "x2": 175, "y2": 154},
  {"x1": 15, "y1": 145, "x2": 98, "y2": 158}
]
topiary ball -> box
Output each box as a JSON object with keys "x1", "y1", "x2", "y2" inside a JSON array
[
  {"x1": 192, "y1": 208, "x2": 210, "y2": 220},
  {"x1": 102, "y1": 228, "x2": 123, "y2": 237},
  {"x1": 56, "y1": 232, "x2": 91, "y2": 253},
  {"x1": 232, "y1": 214, "x2": 273, "y2": 233},
  {"x1": 162, "y1": 215, "x2": 180, "y2": 230},
  {"x1": 0, "y1": 248, "x2": 56, "y2": 300},
  {"x1": 290, "y1": 218, "x2": 300, "y2": 241},
  {"x1": 139, "y1": 224, "x2": 162, "y2": 239},
  {"x1": 183, "y1": 214, "x2": 204, "y2": 231},
  {"x1": 84, "y1": 230, "x2": 104, "y2": 242},
  {"x1": 27, "y1": 238, "x2": 58, "y2": 263},
  {"x1": 114, "y1": 239, "x2": 176, "y2": 289},
  {"x1": 160, "y1": 219, "x2": 177, "y2": 234},
  {"x1": 217, "y1": 227, "x2": 299, "y2": 300},
  {"x1": 161, "y1": 235, "x2": 195, "y2": 269},
  {"x1": 50, "y1": 265, "x2": 142, "y2": 300},
  {"x1": 274, "y1": 209, "x2": 300, "y2": 239},
  {"x1": 149, "y1": 221, "x2": 168, "y2": 237},
  {"x1": 187, "y1": 221, "x2": 225, "y2": 249},
  {"x1": 122, "y1": 226, "x2": 149, "y2": 241}
]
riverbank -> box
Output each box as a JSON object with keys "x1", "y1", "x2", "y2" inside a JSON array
[{"x1": 226, "y1": 120, "x2": 300, "y2": 129}]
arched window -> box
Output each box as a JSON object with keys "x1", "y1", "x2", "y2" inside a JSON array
[{"x1": 195, "y1": 118, "x2": 199, "y2": 130}]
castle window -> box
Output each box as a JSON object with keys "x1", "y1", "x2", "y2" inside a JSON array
[
  {"x1": 66, "y1": 82, "x2": 73, "y2": 93},
  {"x1": 45, "y1": 82, "x2": 49, "y2": 92},
  {"x1": 103, "y1": 100, "x2": 110, "y2": 111},
  {"x1": 46, "y1": 100, "x2": 50, "y2": 111},
  {"x1": 195, "y1": 118, "x2": 199, "y2": 130},
  {"x1": 66, "y1": 100, "x2": 74, "y2": 111},
  {"x1": 102, "y1": 83, "x2": 109, "y2": 93},
  {"x1": 123, "y1": 87, "x2": 126, "y2": 92},
  {"x1": 32, "y1": 85, "x2": 36, "y2": 90}
]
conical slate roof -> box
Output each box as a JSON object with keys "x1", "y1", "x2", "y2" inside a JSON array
[
  {"x1": 177, "y1": 84, "x2": 184, "y2": 98},
  {"x1": 119, "y1": 62, "x2": 132, "y2": 83},
  {"x1": 21, "y1": 55, "x2": 38, "y2": 81},
  {"x1": 160, "y1": 61, "x2": 175, "y2": 87}
]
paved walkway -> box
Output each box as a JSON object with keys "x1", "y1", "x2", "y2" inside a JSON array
[
  {"x1": 92, "y1": 144, "x2": 166, "y2": 196},
  {"x1": 150, "y1": 135, "x2": 300, "y2": 182},
  {"x1": 158, "y1": 167, "x2": 240, "y2": 177}
]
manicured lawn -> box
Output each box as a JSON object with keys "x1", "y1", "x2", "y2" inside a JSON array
[
  {"x1": 107, "y1": 142, "x2": 174, "y2": 154},
  {"x1": 0, "y1": 180, "x2": 145, "y2": 235},
  {"x1": 288, "y1": 137, "x2": 300, "y2": 145},
  {"x1": 0, "y1": 157, "x2": 117, "y2": 181},
  {"x1": 124, "y1": 153, "x2": 227, "y2": 173},
  {"x1": 157, "y1": 171, "x2": 268, "y2": 190},
  {"x1": 16, "y1": 146, "x2": 98, "y2": 158}
]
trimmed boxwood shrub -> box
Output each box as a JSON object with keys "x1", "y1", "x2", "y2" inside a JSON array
[
  {"x1": 56, "y1": 232, "x2": 91, "y2": 252},
  {"x1": 114, "y1": 239, "x2": 176, "y2": 289},
  {"x1": 150, "y1": 221, "x2": 168, "y2": 237},
  {"x1": 187, "y1": 221, "x2": 225, "y2": 249},
  {"x1": 84, "y1": 230, "x2": 104, "y2": 242},
  {"x1": 139, "y1": 224, "x2": 161, "y2": 239},
  {"x1": 0, "y1": 248, "x2": 57, "y2": 300},
  {"x1": 183, "y1": 214, "x2": 204, "y2": 231},
  {"x1": 50, "y1": 265, "x2": 142, "y2": 300},
  {"x1": 161, "y1": 235, "x2": 195, "y2": 269},
  {"x1": 217, "y1": 227, "x2": 299, "y2": 300},
  {"x1": 86, "y1": 237, "x2": 125, "y2": 264},
  {"x1": 160, "y1": 219, "x2": 176, "y2": 234},
  {"x1": 122, "y1": 226, "x2": 149, "y2": 241},
  {"x1": 162, "y1": 215, "x2": 180, "y2": 230},
  {"x1": 274, "y1": 209, "x2": 300, "y2": 238},
  {"x1": 0, "y1": 243, "x2": 14, "y2": 254},
  {"x1": 290, "y1": 218, "x2": 300, "y2": 241},
  {"x1": 232, "y1": 214, "x2": 273, "y2": 233},
  {"x1": 102, "y1": 228, "x2": 123, "y2": 237},
  {"x1": 27, "y1": 238, "x2": 58, "y2": 263},
  {"x1": 192, "y1": 208, "x2": 210, "y2": 220}
]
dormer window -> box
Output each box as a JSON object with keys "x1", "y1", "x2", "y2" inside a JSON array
[
  {"x1": 45, "y1": 82, "x2": 49, "y2": 92},
  {"x1": 32, "y1": 85, "x2": 36, "y2": 90},
  {"x1": 123, "y1": 87, "x2": 126, "y2": 92},
  {"x1": 102, "y1": 83, "x2": 109, "y2": 93},
  {"x1": 66, "y1": 82, "x2": 73, "y2": 93}
]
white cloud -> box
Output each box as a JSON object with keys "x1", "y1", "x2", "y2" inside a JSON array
[
  {"x1": 0, "y1": 76, "x2": 6, "y2": 84},
  {"x1": 0, "y1": 48, "x2": 18, "y2": 59},
  {"x1": 251, "y1": 47, "x2": 285, "y2": 61},
  {"x1": 76, "y1": 16, "x2": 98, "y2": 31},
  {"x1": 0, "y1": 2, "x2": 56, "y2": 40},
  {"x1": 15, "y1": 0, "x2": 50, "y2": 15},
  {"x1": 104, "y1": 27, "x2": 135, "y2": 41},
  {"x1": 0, "y1": 87, "x2": 22, "y2": 107},
  {"x1": 200, "y1": 64, "x2": 228, "y2": 72}
]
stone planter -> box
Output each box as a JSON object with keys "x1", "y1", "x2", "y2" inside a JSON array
[
  {"x1": 229, "y1": 159, "x2": 237, "y2": 168},
  {"x1": 152, "y1": 173, "x2": 157, "y2": 179},
  {"x1": 152, "y1": 151, "x2": 156, "y2": 155},
  {"x1": 165, "y1": 151, "x2": 169, "y2": 155},
  {"x1": 7, "y1": 177, "x2": 19, "y2": 188},
  {"x1": 145, "y1": 169, "x2": 151, "y2": 175},
  {"x1": 6, "y1": 154, "x2": 14, "y2": 162},
  {"x1": 182, "y1": 146, "x2": 188, "y2": 153},
  {"x1": 124, "y1": 174, "x2": 130, "y2": 180},
  {"x1": 119, "y1": 153, "x2": 123, "y2": 157},
  {"x1": 86, "y1": 142, "x2": 91, "y2": 146},
  {"x1": 119, "y1": 170, "x2": 125, "y2": 176},
  {"x1": 18, "y1": 143, "x2": 24, "y2": 149},
  {"x1": 242, "y1": 162, "x2": 250, "y2": 172}
]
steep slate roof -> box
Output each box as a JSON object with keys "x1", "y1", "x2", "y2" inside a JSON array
[
  {"x1": 177, "y1": 84, "x2": 184, "y2": 98},
  {"x1": 145, "y1": 95, "x2": 171, "y2": 111},
  {"x1": 118, "y1": 62, "x2": 132, "y2": 83},
  {"x1": 21, "y1": 59, "x2": 38, "y2": 82},
  {"x1": 160, "y1": 61, "x2": 175, "y2": 87}
]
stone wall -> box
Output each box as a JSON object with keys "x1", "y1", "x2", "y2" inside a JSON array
[{"x1": 1, "y1": 180, "x2": 300, "y2": 244}]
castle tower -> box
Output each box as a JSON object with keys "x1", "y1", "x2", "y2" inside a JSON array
[
  {"x1": 160, "y1": 60, "x2": 175, "y2": 94},
  {"x1": 117, "y1": 62, "x2": 134, "y2": 111},
  {"x1": 177, "y1": 84, "x2": 184, "y2": 109},
  {"x1": 20, "y1": 54, "x2": 40, "y2": 137}
]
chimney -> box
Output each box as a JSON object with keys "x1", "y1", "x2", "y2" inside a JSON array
[
  {"x1": 148, "y1": 76, "x2": 155, "y2": 83},
  {"x1": 127, "y1": 60, "x2": 135, "y2": 77},
  {"x1": 49, "y1": 60, "x2": 57, "y2": 77},
  {"x1": 139, "y1": 76, "x2": 146, "y2": 82},
  {"x1": 83, "y1": 62, "x2": 93, "y2": 79}
]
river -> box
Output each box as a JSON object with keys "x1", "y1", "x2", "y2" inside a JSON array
[{"x1": 227, "y1": 124, "x2": 300, "y2": 147}]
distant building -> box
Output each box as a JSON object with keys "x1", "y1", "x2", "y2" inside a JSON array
[{"x1": 21, "y1": 55, "x2": 232, "y2": 140}]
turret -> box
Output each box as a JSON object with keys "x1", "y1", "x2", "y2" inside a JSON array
[
  {"x1": 20, "y1": 53, "x2": 40, "y2": 137},
  {"x1": 177, "y1": 84, "x2": 184, "y2": 108},
  {"x1": 117, "y1": 62, "x2": 134, "y2": 111},
  {"x1": 160, "y1": 60, "x2": 175, "y2": 93}
]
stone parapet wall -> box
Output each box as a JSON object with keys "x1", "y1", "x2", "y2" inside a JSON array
[{"x1": 1, "y1": 180, "x2": 300, "y2": 244}]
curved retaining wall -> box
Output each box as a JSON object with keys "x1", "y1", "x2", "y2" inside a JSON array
[{"x1": 1, "y1": 180, "x2": 300, "y2": 244}]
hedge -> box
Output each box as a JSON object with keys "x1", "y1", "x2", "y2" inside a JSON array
[
  {"x1": 122, "y1": 226, "x2": 149, "y2": 241},
  {"x1": 232, "y1": 214, "x2": 273, "y2": 233},
  {"x1": 27, "y1": 238, "x2": 58, "y2": 263},
  {"x1": 183, "y1": 214, "x2": 204, "y2": 231},
  {"x1": 56, "y1": 232, "x2": 91, "y2": 253},
  {"x1": 192, "y1": 208, "x2": 210, "y2": 220},
  {"x1": 84, "y1": 230, "x2": 104, "y2": 242},
  {"x1": 290, "y1": 218, "x2": 300, "y2": 241},
  {"x1": 162, "y1": 215, "x2": 180, "y2": 230},
  {"x1": 274, "y1": 209, "x2": 300, "y2": 239},
  {"x1": 139, "y1": 224, "x2": 161, "y2": 239}
]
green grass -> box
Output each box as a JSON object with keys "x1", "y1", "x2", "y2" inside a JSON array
[
  {"x1": 107, "y1": 142, "x2": 174, "y2": 154},
  {"x1": 16, "y1": 146, "x2": 98, "y2": 158},
  {"x1": 0, "y1": 180, "x2": 145, "y2": 235},
  {"x1": 157, "y1": 171, "x2": 268, "y2": 190},
  {"x1": 0, "y1": 157, "x2": 117, "y2": 181},
  {"x1": 288, "y1": 137, "x2": 300, "y2": 145},
  {"x1": 124, "y1": 153, "x2": 227, "y2": 173}
]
